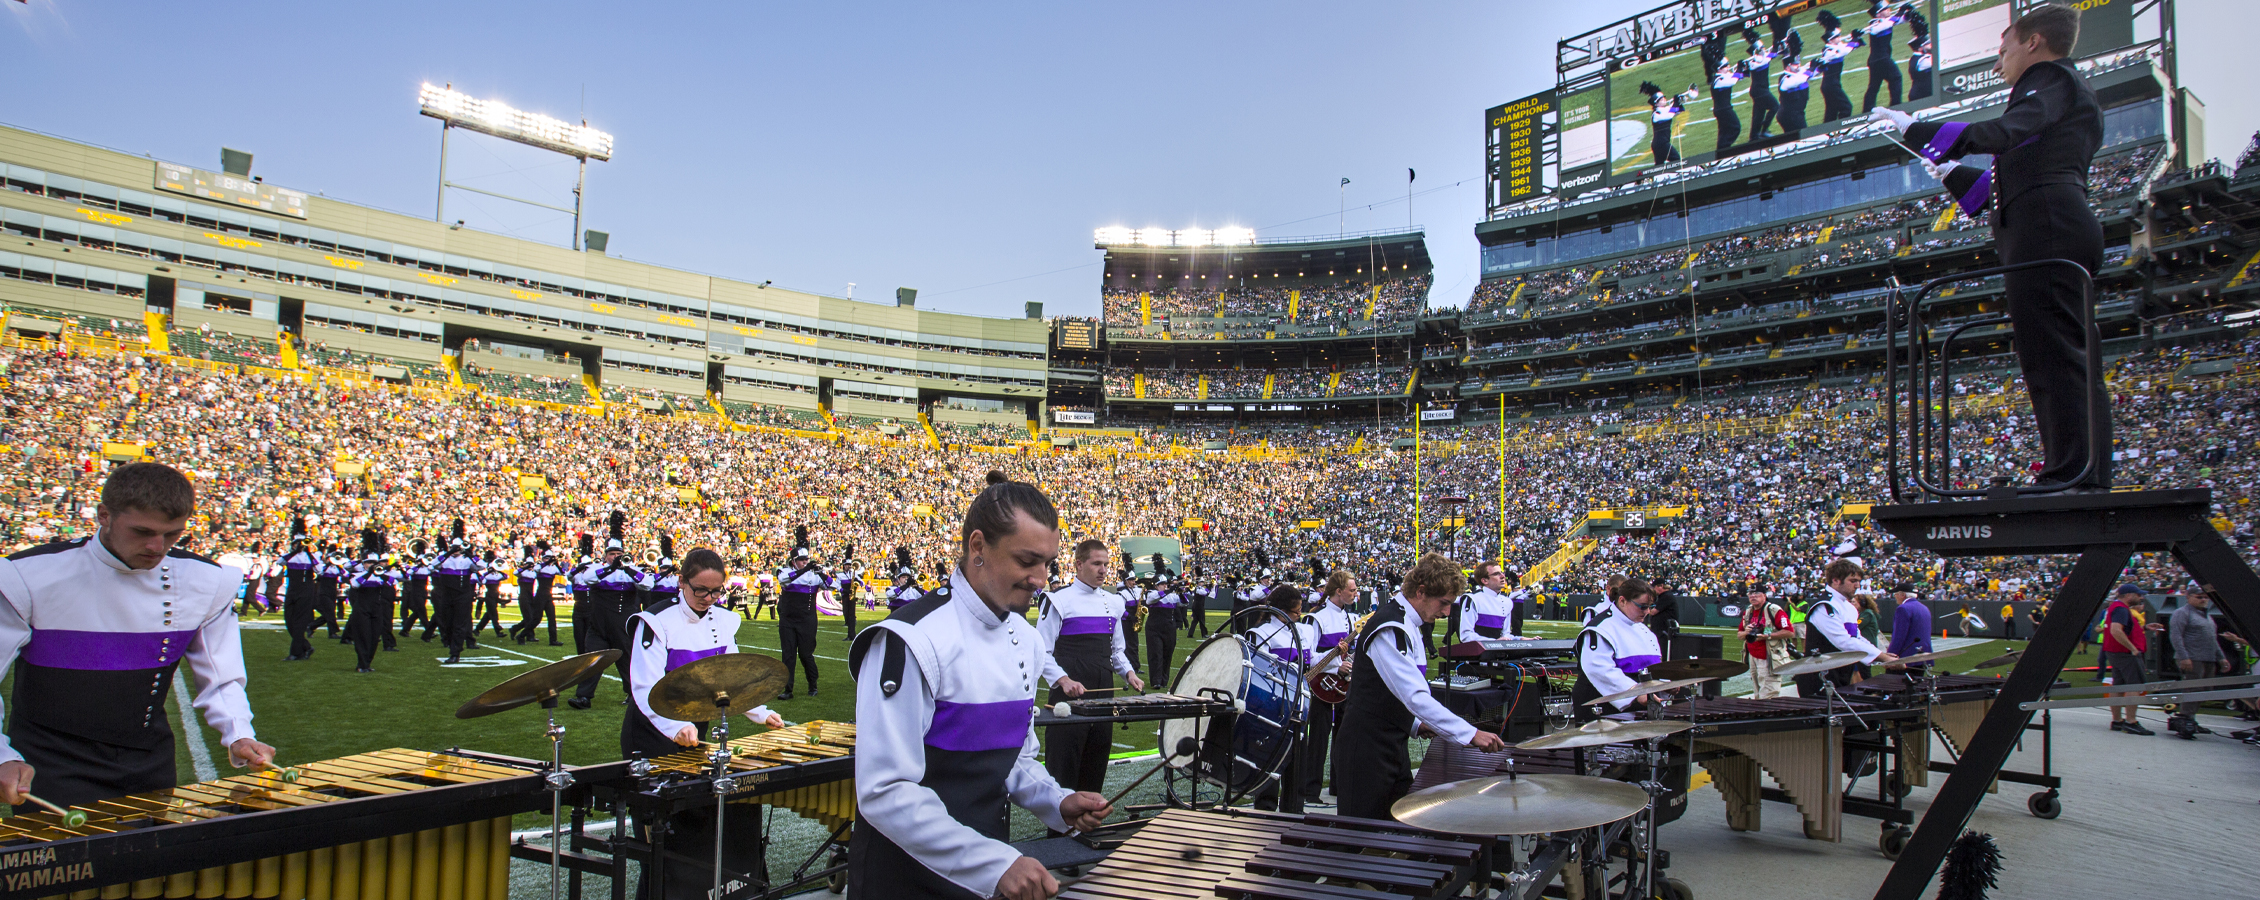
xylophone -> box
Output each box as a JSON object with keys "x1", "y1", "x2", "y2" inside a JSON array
[
  {"x1": 564, "y1": 721, "x2": 858, "y2": 900},
  {"x1": 1058, "y1": 807, "x2": 1487, "y2": 900},
  {"x1": 0, "y1": 748, "x2": 582, "y2": 900}
]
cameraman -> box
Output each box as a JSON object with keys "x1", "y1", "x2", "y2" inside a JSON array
[{"x1": 1740, "y1": 586, "x2": 1795, "y2": 699}]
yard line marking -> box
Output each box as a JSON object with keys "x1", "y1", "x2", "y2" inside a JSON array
[{"x1": 172, "y1": 678, "x2": 218, "y2": 781}]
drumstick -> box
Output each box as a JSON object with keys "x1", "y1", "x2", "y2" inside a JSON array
[{"x1": 22, "y1": 794, "x2": 87, "y2": 828}]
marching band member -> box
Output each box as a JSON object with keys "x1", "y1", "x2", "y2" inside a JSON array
[
  {"x1": 397, "y1": 538, "x2": 432, "y2": 641},
  {"x1": 1333, "y1": 553, "x2": 1505, "y2": 822},
  {"x1": 1573, "y1": 578, "x2": 1667, "y2": 719},
  {"x1": 1035, "y1": 540, "x2": 1142, "y2": 800},
  {"x1": 1454, "y1": 561, "x2": 1527, "y2": 642},
  {"x1": 849, "y1": 471, "x2": 1110, "y2": 900},
  {"x1": 1793, "y1": 559, "x2": 1896, "y2": 698},
  {"x1": 432, "y1": 521, "x2": 479, "y2": 664},
  {"x1": 887, "y1": 547, "x2": 925, "y2": 610},
  {"x1": 568, "y1": 513, "x2": 642, "y2": 709},
  {"x1": 775, "y1": 528, "x2": 830, "y2": 700},
  {"x1": 1249, "y1": 585, "x2": 1314, "y2": 814},
  {"x1": 1142, "y1": 561, "x2": 1181, "y2": 685},
  {"x1": 280, "y1": 519, "x2": 320, "y2": 661},
  {"x1": 1301, "y1": 569, "x2": 1357, "y2": 807},
  {"x1": 621, "y1": 547, "x2": 784, "y2": 900},
  {"x1": 344, "y1": 528, "x2": 397, "y2": 673},
  {"x1": 0, "y1": 463, "x2": 276, "y2": 809}
]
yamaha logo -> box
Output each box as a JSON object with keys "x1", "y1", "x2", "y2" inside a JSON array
[{"x1": 1925, "y1": 525, "x2": 1993, "y2": 540}]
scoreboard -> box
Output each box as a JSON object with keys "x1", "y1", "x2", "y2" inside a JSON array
[
  {"x1": 1486, "y1": 91, "x2": 1554, "y2": 208},
  {"x1": 1056, "y1": 318, "x2": 1099, "y2": 351},
  {"x1": 155, "y1": 162, "x2": 309, "y2": 219}
]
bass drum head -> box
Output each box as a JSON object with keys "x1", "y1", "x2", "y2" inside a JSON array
[{"x1": 1158, "y1": 633, "x2": 1248, "y2": 769}]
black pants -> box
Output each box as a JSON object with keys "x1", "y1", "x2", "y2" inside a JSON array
[
  {"x1": 1186, "y1": 601, "x2": 1209, "y2": 637},
  {"x1": 284, "y1": 577, "x2": 317, "y2": 659},
  {"x1": 778, "y1": 613, "x2": 819, "y2": 691},
  {"x1": 312, "y1": 582, "x2": 339, "y2": 636},
  {"x1": 516, "y1": 579, "x2": 559, "y2": 643},
  {"x1": 574, "y1": 596, "x2": 637, "y2": 702},
  {"x1": 475, "y1": 585, "x2": 504, "y2": 637},
  {"x1": 398, "y1": 580, "x2": 429, "y2": 635},
  {"x1": 1863, "y1": 56, "x2": 1903, "y2": 111},
  {"x1": 1711, "y1": 88, "x2": 1740, "y2": 151},
  {"x1": 8, "y1": 718, "x2": 174, "y2": 810},
  {"x1": 1780, "y1": 89, "x2": 1809, "y2": 131},
  {"x1": 1302, "y1": 698, "x2": 1341, "y2": 801},
  {"x1": 841, "y1": 593, "x2": 857, "y2": 639},
  {"x1": 1253, "y1": 738, "x2": 1303, "y2": 814},
  {"x1": 1910, "y1": 68, "x2": 1933, "y2": 101},
  {"x1": 2003, "y1": 617, "x2": 2020, "y2": 640},
  {"x1": 1748, "y1": 83, "x2": 1778, "y2": 137},
  {"x1": 1649, "y1": 120, "x2": 1680, "y2": 164},
  {"x1": 1820, "y1": 63, "x2": 1851, "y2": 122},
  {"x1": 1145, "y1": 612, "x2": 1178, "y2": 687},
  {"x1": 437, "y1": 579, "x2": 477, "y2": 657},
  {"x1": 2001, "y1": 184, "x2": 2110, "y2": 488},
  {"x1": 571, "y1": 591, "x2": 588, "y2": 651},
  {"x1": 1122, "y1": 624, "x2": 1141, "y2": 676},
  {"x1": 347, "y1": 596, "x2": 386, "y2": 669}
]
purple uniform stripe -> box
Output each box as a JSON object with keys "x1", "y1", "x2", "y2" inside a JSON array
[
  {"x1": 1270, "y1": 647, "x2": 1306, "y2": 664},
  {"x1": 1059, "y1": 616, "x2": 1115, "y2": 636},
  {"x1": 1475, "y1": 614, "x2": 1507, "y2": 631},
  {"x1": 23, "y1": 629, "x2": 196, "y2": 671},
  {"x1": 1616, "y1": 654, "x2": 1663, "y2": 679},
  {"x1": 667, "y1": 646, "x2": 726, "y2": 672},
  {"x1": 1317, "y1": 631, "x2": 1347, "y2": 650},
  {"x1": 927, "y1": 699, "x2": 1032, "y2": 752},
  {"x1": 1921, "y1": 121, "x2": 1965, "y2": 161},
  {"x1": 1955, "y1": 169, "x2": 1992, "y2": 218}
]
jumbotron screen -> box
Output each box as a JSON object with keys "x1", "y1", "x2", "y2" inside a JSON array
[{"x1": 1482, "y1": 0, "x2": 2133, "y2": 215}]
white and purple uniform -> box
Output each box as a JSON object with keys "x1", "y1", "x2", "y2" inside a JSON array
[
  {"x1": 1456, "y1": 586, "x2": 1518, "y2": 641},
  {"x1": 621, "y1": 599, "x2": 773, "y2": 757},
  {"x1": 1309, "y1": 600, "x2": 1355, "y2": 674},
  {"x1": 1575, "y1": 607, "x2": 1664, "y2": 712},
  {"x1": 1035, "y1": 579, "x2": 1134, "y2": 687}
]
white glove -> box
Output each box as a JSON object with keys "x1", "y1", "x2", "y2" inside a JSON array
[
  {"x1": 1922, "y1": 159, "x2": 1961, "y2": 183},
  {"x1": 1869, "y1": 107, "x2": 1915, "y2": 133}
]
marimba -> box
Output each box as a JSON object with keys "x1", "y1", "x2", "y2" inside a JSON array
[
  {"x1": 1058, "y1": 808, "x2": 1487, "y2": 900},
  {"x1": 0, "y1": 749, "x2": 575, "y2": 900}
]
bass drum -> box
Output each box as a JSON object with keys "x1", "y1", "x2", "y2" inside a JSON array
[{"x1": 1158, "y1": 632, "x2": 1307, "y2": 794}]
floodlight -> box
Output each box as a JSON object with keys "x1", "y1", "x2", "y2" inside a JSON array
[
  {"x1": 419, "y1": 83, "x2": 613, "y2": 161},
  {"x1": 1215, "y1": 227, "x2": 1255, "y2": 245},
  {"x1": 1179, "y1": 229, "x2": 1213, "y2": 247},
  {"x1": 1095, "y1": 226, "x2": 1135, "y2": 245}
]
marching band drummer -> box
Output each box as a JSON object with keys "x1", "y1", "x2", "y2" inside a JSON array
[
  {"x1": 850, "y1": 471, "x2": 1111, "y2": 900},
  {"x1": 1573, "y1": 578, "x2": 1667, "y2": 720},
  {"x1": 1249, "y1": 585, "x2": 1315, "y2": 814},
  {"x1": 621, "y1": 546, "x2": 784, "y2": 900},
  {"x1": 0, "y1": 463, "x2": 277, "y2": 810},
  {"x1": 1034, "y1": 540, "x2": 1144, "y2": 803},
  {"x1": 1333, "y1": 553, "x2": 1506, "y2": 822}
]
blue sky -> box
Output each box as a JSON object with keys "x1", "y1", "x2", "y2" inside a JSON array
[{"x1": 4, "y1": 1, "x2": 2247, "y2": 321}]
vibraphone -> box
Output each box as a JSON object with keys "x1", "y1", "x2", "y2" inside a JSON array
[
  {"x1": 0, "y1": 749, "x2": 580, "y2": 900},
  {"x1": 1058, "y1": 807, "x2": 1488, "y2": 900},
  {"x1": 1612, "y1": 695, "x2": 1926, "y2": 848},
  {"x1": 563, "y1": 722, "x2": 857, "y2": 900}
]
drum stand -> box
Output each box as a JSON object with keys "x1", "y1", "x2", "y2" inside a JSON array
[{"x1": 541, "y1": 700, "x2": 574, "y2": 900}]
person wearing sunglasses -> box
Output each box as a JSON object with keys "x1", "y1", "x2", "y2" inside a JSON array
[
  {"x1": 620, "y1": 545, "x2": 787, "y2": 900},
  {"x1": 1571, "y1": 578, "x2": 1668, "y2": 721}
]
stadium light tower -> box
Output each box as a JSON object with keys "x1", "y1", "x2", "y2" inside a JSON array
[{"x1": 419, "y1": 83, "x2": 614, "y2": 250}]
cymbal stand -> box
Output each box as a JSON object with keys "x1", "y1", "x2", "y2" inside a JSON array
[
  {"x1": 707, "y1": 713, "x2": 738, "y2": 900},
  {"x1": 540, "y1": 698, "x2": 574, "y2": 900},
  {"x1": 1634, "y1": 734, "x2": 1669, "y2": 900}
]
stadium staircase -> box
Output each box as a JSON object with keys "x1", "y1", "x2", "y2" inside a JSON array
[
  {"x1": 1521, "y1": 536, "x2": 1599, "y2": 587},
  {"x1": 706, "y1": 392, "x2": 728, "y2": 418},
  {"x1": 580, "y1": 374, "x2": 601, "y2": 405},
  {"x1": 1026, "y1": 419, "x2": 1040, "y2": 440},
  {"x1": 1327, "y1": 371, "x2": 1342, "y2": 397},
  {"x1": 2229, "y1": 248, "x2": 2260, "y2": 289},
  {"x1": 1133, "y1": 374, "x2": 1146, "y2": 398},
  {"x1": 1262, "y1": 373, "x2": 1274, "y2": 399},
  {"x1": 917, "y1": 411, "x2": 941, "y2": 449},
  {"x1": 817, "y1": 401, "x2": 836, "y2": 427},
  {"x1": 142, "y1": 313, "x2": 168, "y2": 353},
  {"x1": 1196, "y1": 373, "x2": 1209, "y2": 399},
  {"x1": 275, "y1": 332, "x2": 299, "y2": 369},
  {"x1": 441, "y1": 355, "x2": 465, "y2": 388}
]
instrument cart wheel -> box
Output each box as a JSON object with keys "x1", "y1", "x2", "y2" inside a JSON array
[
  {"x1": 1657, "y1": 876, "x2": 1695, "y2": 900},
  {"x1": 1879, "y1": 826, "x2": 1913, "y2": 860},
  {"x1": 2027, "y1": 790, "x2": 2062, "y2": 819},
  {"x1": 1883, "y1": 772, "x2": 1911, "y2": 801}
]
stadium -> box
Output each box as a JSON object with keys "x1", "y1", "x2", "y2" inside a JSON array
[{"x1": 0, "y1": 1, "x2": 2256, "y2": 899}]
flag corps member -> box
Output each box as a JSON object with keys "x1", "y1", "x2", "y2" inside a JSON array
[
  {"x1": 0, "y1": 463, "x2": 277, "y2": 809},
  {"x1": 850, "y1": 471, "x2": 1111, "y2": 900}
]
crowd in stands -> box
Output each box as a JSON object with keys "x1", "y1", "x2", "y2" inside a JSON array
[
  {"x1": 1336, "y1": 364, "x2": 1409, "y2": 396},
  {"x1": 935, "y1": 420, "x2": 1027, "y2": 445},
  {"x1": 1102, "y1": 274, "x2": 1431, "y2": 332},
  {"x1": 1143, "y1": 369, "x2": 1198, "y2": 399},
  {"x1": 1272, "y1": 367, "x2": 1334, "y2": 398},
  {"x1": 170, "y1": 327, "x2": 280, "y2": 367},
  {"x1": 1207, "y1": 368, "x2": 1266, "y2": 399}
]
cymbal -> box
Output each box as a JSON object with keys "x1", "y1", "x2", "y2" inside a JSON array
[
  {"x1": 1390, "y1": 774, "x2": 1650, "y2": 836},
  {"x1": 1646, "y1": 658, "x2": 1747, "y2": 681},
  {"x1": 456, "y1": 650, "x2": 623, "y2": 719},
  {"x1": 1515, "y1": 718, "x2": 1694, "y2": 750},
  {"x1": 1974, "y1": 649, "x2": 2024, "y2": 669},
  {"x1": 1773, "y1": 650, "x2": 1868, "y2": 677},
  {"x1": 1887, "y1": 647, "x2": 1966, "y2": 666},
  {"x1": 1590, "y1": 676, "x2": 1716, "y2": 708},
  {"x1": 647, "y1": 653, "x2": 789, "y2": 722}
]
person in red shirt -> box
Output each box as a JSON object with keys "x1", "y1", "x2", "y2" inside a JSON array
[
  {"x1": 1739, "y1": 586, "x2": 1795, "y2": 699},
  {"x1": 2100, "y1": 584, "x2": 2154, "y2": 735}
]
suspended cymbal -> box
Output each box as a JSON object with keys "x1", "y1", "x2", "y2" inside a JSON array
[
  {"x1": 1390, "y1": 774, "x2": 1649, "y2": 835},
  {"x1": 1589, "y1": 676, "x2": 1717, "y2": 708},
  {"x1": 1646, "y1": 658, "x2": 1747, "y2": 681},
  {"x1": 647, "y1": 653, "x2": 790, "y2": 722},
  {"x1": 1887, "y1": 647, "x2": 1967, "y2": 666},
  {"x1": 1974, "y1": 649, "x2": 2024, "y2": 669},
  {"x1": 1773, "y1": 650, "x2": 1868, "y2": 678},
  {"x1": 455, "y1": 650, "x2": 622, "y2": 719},
  {"x1": 1515, "y1": 718, "x2": 1694, "y2": 751}
]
